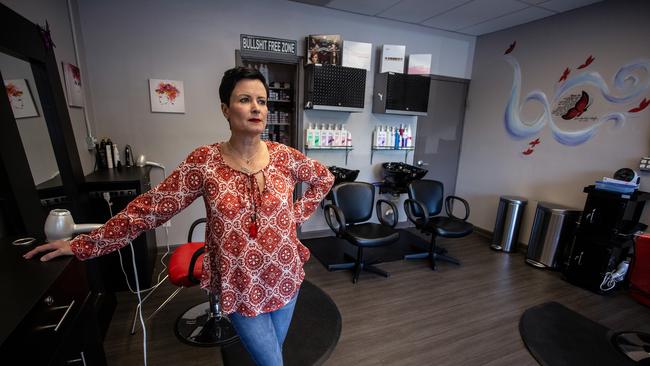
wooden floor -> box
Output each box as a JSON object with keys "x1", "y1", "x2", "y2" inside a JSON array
[{"x1": 103, "y1": 230, "x2": 650, "y2": 365}]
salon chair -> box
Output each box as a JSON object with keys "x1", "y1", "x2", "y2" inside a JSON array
[
  {"x1": 403, "y1": 179, "x2": 473, "y2": 270},
  {"x1": 130, "y1": 218, "x2": 238, "y2": 346},
  {"x1": 324, "y1": 182, "x2": 400, "y2": 283}
]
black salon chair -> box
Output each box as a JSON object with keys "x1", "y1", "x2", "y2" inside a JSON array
[
  {"x1": 324, "y1": 182, "x2": 400, "y2": 283},
  {"x1": 403, "y1": 179, "x2": 473, "y2": 270}
]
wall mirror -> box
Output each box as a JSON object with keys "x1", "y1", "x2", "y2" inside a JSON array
[
  {"x1": 0, "y1": 52, "x2": 63, "y2": 201},
  {"x1": 0, "y1": 3, "x2": 86, "y2": 239}
]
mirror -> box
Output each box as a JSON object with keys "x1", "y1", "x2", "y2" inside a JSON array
[
  {"x1": 0, "y1": 3, "x2": 87, "y2": 238},
  {"x1": 0, "y1": 51, "x2": 64, "y2": 210}
]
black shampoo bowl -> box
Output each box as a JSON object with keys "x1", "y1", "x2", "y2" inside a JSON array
[{"x1": 381, "y1": 162, "x2": 427, "y2": 194}]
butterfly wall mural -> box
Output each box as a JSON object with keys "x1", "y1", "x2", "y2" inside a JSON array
[{"x1": 503, "y1": 41, "x2": 649, "y2": 156}]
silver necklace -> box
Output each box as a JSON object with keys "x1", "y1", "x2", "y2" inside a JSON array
[{"x1": 226, "y1": 141, "x2": 261, "y2": 172}]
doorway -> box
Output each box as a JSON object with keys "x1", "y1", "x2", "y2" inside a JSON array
[{"x1": 412, "y1": 76, "x2": 469, "y2": 196}]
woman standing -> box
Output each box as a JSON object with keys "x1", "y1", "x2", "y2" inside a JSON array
[{"x1": 25, "y1": 66, "x2": 335, "y2": 366}]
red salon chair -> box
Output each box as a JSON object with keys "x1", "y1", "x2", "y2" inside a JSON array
[
  {"x1": 130, "y1": 218, "x2": 238, "y2": 346},
  {"x1": 630, "y1": 233, "x2": 650, "y2": 307}
]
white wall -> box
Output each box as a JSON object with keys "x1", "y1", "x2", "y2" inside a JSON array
[
  {"x1": 76, "y1": 0, "x2": 476, "y2": 244},
  {"x1": 456, "y1": 0, "x2": 650, "y2": 245}
]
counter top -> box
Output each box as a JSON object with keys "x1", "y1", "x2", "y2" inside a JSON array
[
  {"x1": 0, "y1": 237, "x2": 73, "y2": 345},
  {"x1": 84, "y1": 166, "x2": 152, "y2": 184}
]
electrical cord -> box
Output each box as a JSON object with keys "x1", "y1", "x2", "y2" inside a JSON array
[
  {"x1": 600, "y1": 259, "x2": 630, "y2": 292},
  {"x1": 129, "y1": 239, "x2": 147, "y2": 366},
  {"x1": 102, "y1": 195, "x2": 171, "y2": 294},
  {"x1": 100, "y1": 161, "x2": 170, "y2": 365},
  {"x1": 102, "y1": 192, "x2": 147, "y2": 366}
]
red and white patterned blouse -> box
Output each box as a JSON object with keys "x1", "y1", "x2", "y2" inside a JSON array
[{"x1": 70, "y1": 141, "x2": 334, "y2": 316}]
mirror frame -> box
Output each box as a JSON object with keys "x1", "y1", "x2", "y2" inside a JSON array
[{"x1": 0, "y1": 3, "x2": 87, "y2": 237}]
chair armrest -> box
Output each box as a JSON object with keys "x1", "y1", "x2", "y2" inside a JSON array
[
  {"x1": 445, "y1": 195, "x2": 470, "y2": 221},
  {"x1": 403, "y1": 198, "x2": 429, "y2": 227},
  {"x1": 188, "y1": 246, "x2": 205, "y2": 284},
  {"x1": 323, "y1": 203, "x2": 346, "y2": 237},
  {"x1": 187, "y1": 218, "x2": 207, "y2": 242},
  {"x1": 376, "y1": 199, "x2": 398, "y2": 228}
]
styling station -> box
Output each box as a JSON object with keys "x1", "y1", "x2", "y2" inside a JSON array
[{"x1": 2, "y1": 1, "x2": 650, "y2": 365}]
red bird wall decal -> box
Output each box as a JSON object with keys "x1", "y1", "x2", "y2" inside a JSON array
[
  {"x1": 522, "y1": 138, "x2": 540, "y2": 155},
  {"x1": 504, "y1": 41, "x2": 516, "y2": 55},
  {"x1": 577, "y1": 55, "x2": 595, "y2": 69},
  {"x1": 558, "y1": 67, "x2": 571, "y2": 83},
  {"x1": 562, "y1": 91, "x2": 590, "y2": 120},
  {"x1": 628, "y1": 98, "x2": 650, "y2": 113}
]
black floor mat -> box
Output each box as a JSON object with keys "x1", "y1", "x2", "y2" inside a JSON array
[
  {"x1": 221, "y1": 280, "x2": 341, "y2": 366},
  {"x1": 519, "y1": 301, "x2": 636, "y2": 366},
  {"x1": 302, "y1": 229, "x2": 431, "y2": 270}
]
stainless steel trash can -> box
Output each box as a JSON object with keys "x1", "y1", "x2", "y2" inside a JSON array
[
  {"x1": 526, "y1": 202, "x2": 581, "y2": 269},
  {"x1": 491, "y1": 196, "x2": 528, "y2": 252}
]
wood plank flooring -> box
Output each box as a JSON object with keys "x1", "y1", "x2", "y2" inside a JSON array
[{"x1": 103, "y1": 230, "x2": 650, "y2": 365}]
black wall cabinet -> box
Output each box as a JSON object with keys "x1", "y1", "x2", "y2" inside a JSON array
[
  {"x1": 304, "y1": 64, "x2": 366, "y2": 112},
  {"x1": 373, "y1": 72, "x2": 431, "y2": 116}
]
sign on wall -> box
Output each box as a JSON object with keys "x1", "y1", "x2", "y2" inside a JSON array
[{"x1": 240, "y1": 34, "x2": 297, "y2": 56}]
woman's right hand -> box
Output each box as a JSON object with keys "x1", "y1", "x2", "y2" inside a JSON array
[{"x1": 23, "y1": 240, "x2": 73, "y2": 262}]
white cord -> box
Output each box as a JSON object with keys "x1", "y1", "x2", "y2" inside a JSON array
[
  {"x1": 600, "y1": 272, "x2": 617, "y2": 292},
  {"x1": 102, "y1": 190, "x2": 171, "y2": 294},
  {"x1": 129, "y1": 239, "x2": 147, "y2": 366},
  {"x1": 102, "y1": 193, "x2": 147, "y2": 365}
]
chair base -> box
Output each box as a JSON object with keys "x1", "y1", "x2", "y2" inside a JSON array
[
  {"x1": 404, "y1": 245, "x2": 460, "y2": 270},
  {"x1": 174, "y1": 302, "x2": 239, "y2": 347},
  {"x1": 328, "y1": 253, "x2": 390, "y2": 283}
]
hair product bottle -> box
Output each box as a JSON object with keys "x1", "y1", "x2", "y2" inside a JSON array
[
  {"x1": 313, "y1": 123, "x2": 320, "y2": 146},
  {"x1": 106, "y1": 139, "x2": 114, "y2": 168},
  {"x1": 393, "y1": 126, "x2": 400, "y2": 149},
  {"x1": 320, "y1": 123, "x2": 328, "y2": 147},
  {"x1": 339, "y1": 124, "x2": 347, "y2": 147},
  {"x1": 306, "y1": 123, "x2": 314, "y2": 148}
]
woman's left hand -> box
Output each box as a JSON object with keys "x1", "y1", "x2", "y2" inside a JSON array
[{"x1": 23, "y1": 239, "x2": 73, "y2": 261}]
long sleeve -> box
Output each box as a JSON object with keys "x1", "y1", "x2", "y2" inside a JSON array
[
  {"x1": 70, "y1": 147, "x2": 209, "y2": 260},
  {"x1": 289, "y1": 148, "x2": 334, "y2": 224}
]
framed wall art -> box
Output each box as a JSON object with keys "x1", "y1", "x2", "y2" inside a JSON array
[
  {"x1": 62, "y1": 62, "x2": 84, "y2": 107},
  {"x1": 149, "y1": 79, "x2": 185, "y2": 113},
  {"x1": 4, "y1": 78, "x2": 39, "y2": 118}
]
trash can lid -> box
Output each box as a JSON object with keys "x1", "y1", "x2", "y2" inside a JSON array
[
  {"x1": 500, "y1": 195, "x2": 528, "y2": 204},
  {"x1": 537, "y1": 201, "x2": 581, "y2": 213}
]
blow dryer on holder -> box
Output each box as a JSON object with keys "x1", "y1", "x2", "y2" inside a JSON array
[{"x1": 44, "y1": 209, "x2": 103, "y2": 241}]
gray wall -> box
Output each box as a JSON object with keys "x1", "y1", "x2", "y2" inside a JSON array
[
  {"x1": 75, "y1": 0, "x2": 476, "y2": 245},
  {"x1": 0, "y1": 53, "x2": 59, "y2": 185},
  {"x1": 2, "y1": 0, "x2": 96, "y2": 178},
  {"x1": 456, "y1": 0, "x2": 650, "y2": 245}
]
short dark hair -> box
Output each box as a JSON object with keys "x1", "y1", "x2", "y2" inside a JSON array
[{"x1": 219, "y1": 66, "x2": 269, "y2": 106}]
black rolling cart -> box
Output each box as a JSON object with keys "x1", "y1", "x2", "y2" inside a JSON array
[{"x1": 564, "y1": 185, "x2": 649, "y2": 293}]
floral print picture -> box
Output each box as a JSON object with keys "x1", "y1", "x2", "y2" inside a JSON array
[
  {"x1": 149, "y1": 79, "x2": 185, "y2": 113},
  {"x1": 4, "y1": 79, "x2": 39, "y2": 119},
  {"x1": 63, "y1": 62, "x2": 84, "y2": 107}
]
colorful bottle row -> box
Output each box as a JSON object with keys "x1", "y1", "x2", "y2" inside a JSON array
[
  {"x1": 305, "y1": 123, "x2": 352, "y2": 148},
  {"x1": 373, "y1": 124, "x2": 413, "y2": 148}
]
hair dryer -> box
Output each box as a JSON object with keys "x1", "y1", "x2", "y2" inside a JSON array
[{"x1": 44, "y1": 209, "x2": 103, "y2": 241}]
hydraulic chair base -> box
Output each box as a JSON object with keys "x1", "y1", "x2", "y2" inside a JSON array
[
  {"x1": 404, "y1": 245, "x2": 460, "y2": 270},
  {"x1": 175, "y1": 294, "x2": 239, "y2": 347},
  {"x1": 328, "y1": 252, "x2": 390, "y2": 283}
]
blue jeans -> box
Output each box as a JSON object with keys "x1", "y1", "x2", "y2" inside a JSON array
[{"x1": 228, "y1": 291, "x2": 299, "y2": 366}]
